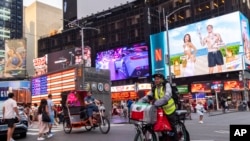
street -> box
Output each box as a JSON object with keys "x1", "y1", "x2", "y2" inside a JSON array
[{"x1": 13, "y1": 111, "x2": 250, "y2": 141}]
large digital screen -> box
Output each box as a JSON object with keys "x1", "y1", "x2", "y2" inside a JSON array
[
  {"x1": 150, "y1": 11, "x2": 245, "y2": 78},
  {"x1": 47, "y1": 46, "x2": 91, "y2": 73},
  {"x1": 2, "y1": 39, "x2": 27, "y2": 78},
  {"x1": 95, "y1": 43, "x2": 149, "y2": 81}
]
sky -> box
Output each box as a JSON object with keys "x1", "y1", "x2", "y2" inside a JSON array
[{"x1": 23, "y1": 0, "x2": 62, "y2": 9}]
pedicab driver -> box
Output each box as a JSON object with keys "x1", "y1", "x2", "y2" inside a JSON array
[
  {"x1": 139, "y1": 73, "x2": 178, "y2": 141},
  {"x1": 84, "y1": 91, "x2": 100, "y2": 127}
]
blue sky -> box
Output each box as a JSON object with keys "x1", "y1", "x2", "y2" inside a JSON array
[{"x1": 24, "y1": 0, "x2": 62, "y2": 9}]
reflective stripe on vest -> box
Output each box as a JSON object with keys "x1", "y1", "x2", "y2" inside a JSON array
[{"x1": 154, "y1": 86, "x2": 176, "y2": 115}]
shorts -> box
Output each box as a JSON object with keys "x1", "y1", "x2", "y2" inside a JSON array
[
  {"x1": 49, "y1": 114, "x2": 54, "y2": 125},
  {"x1": 87, "y1": 105, "x2": 99, "y2": 117},
  {"x1": 5, "y1": 118, "x2": 16, "y2": 128},
  {"x1": 208, "y1": 50, "x2": 224, "y2": 67}
]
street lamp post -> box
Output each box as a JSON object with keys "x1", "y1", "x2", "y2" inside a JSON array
[
  {"x1": 165, "y1": 5, "x2": 190, "y2": 84},
  {"x1": 240, "y1": 54, "x2": 249, "y2": 111},
  {"x1": 62, "y1": 19, "x2": 99, "y2": 66}
]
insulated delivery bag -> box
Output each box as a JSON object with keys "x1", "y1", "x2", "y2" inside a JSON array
[{"x1": 130, "y1": 102, "x2": 157, "y2": 124}]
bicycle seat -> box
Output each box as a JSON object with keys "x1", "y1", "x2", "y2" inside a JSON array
[{"x1": 175, "y1": 110, "x2": 187, "y2": 116}]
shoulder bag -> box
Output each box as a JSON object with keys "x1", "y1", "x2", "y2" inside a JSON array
[{"x1": 42, "y1": 111, "x2": 51, "y2": 122}]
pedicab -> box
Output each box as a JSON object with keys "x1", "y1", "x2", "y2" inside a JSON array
[{"x1": 61, "y1": 90, "x2": 110, "y2": 134}]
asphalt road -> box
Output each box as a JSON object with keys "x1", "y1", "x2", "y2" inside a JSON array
[{"x1": 12, "y1": 111, "x2": 250, "y2": 141}]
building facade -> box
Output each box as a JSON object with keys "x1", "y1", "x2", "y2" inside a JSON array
[
  {"x1": 37, "y1": 0, "x2": 250, "y2": 106},
  {"x1": 0, "y1": 0, "x2": 23, "y2": 49},
  {"x1": 24, "y1": 1, "x2": 62, "y2": 76}
]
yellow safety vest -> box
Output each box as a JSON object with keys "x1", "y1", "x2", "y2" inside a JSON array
[{"x1": 154, "y1": 86, "x2": 176, "y2": 115}]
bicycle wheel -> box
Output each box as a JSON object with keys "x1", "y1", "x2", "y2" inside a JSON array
[
  {"x1": 63, "y1": 118, "x2": 72, "y2": 134},
  {"x1": 99, "y1": 116, "x2": 110, "y2": 134},
  {"x1": 175, "y1": 122, "x2": 189, "y2": 141},
  {"x1": 134, "y1": 129, "x2": 157, "y2": 141}
]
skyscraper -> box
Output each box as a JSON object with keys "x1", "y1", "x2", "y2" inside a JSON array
[{"x1": 0, "y1": 0, "x2": 23, "y2": 49}]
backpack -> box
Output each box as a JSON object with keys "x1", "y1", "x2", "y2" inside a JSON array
[{"x1": 152, "y1": 81, "x2": 179, "y2": 105}]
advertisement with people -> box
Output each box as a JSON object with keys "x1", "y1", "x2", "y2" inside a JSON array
[
  {"x1": 150, "y1": 11, "x2": 246, "y2": 78},
  {"x1": 3, "y1": 39, "x2": 27, "y2": 78},
  {"x1": 240, "y1": 13, "x2": 250, "y2": 70}
]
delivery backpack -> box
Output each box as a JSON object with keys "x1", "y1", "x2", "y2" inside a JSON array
[{"x1": 152, "y1": 82, "x2": 179, "y2": 105}]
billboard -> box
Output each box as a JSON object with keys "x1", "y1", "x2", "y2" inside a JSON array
[
  {"x1": 46, "y1": 46, "x2": 91, "y2": 73},
  {"x1": 150, "y1": 11, "x2": 245, "y2": 78},
  {"x1": 0, "y1": 81, "x2": 31, "y2": 103},
  {"x1": 95, "y1": 43, "x2": 149, "y2": 81},
  {"x1": 191, "y1": 82, "x2": 211, "y2": 93},
  {"x1": 240, "y1": 13, "x2": 250, "y2": 70},
  {"x1": 33, "y1": 55, "x2": 48, "y2": 76},
  {"x1": 224, "y1": 80, "x2": 243, "y2": 91},
  {"x1": 2, "y1": 39, "x2": 27, "y2": 78}
]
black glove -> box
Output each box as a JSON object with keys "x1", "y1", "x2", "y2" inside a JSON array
[{"x1": 147, "y1": 95, "x2": 154, "y2": 100}]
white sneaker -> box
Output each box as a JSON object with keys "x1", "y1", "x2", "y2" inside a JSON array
[
  {"x1": 10, "y1": 138, "x2": 15, "y2": 141},
  {"x1": 47, "y1": 133, "x2": 53, "y2": 138},
  {"x1": 199, "y1": 121, "x2": 204, "y2": 124},
  {"x1": 37, "y1": 137, "x2": 45, "y2": 140}
]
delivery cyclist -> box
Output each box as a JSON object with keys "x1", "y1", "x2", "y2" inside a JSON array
[{"x1": 139, "y1": 73, "x2": 178, "y2": 141}]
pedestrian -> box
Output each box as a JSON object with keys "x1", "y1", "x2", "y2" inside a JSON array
[
  {"x1": 183, "y1": 99, "x2": 192, "y2": 120},
  {"x1": 207, "y1": 98, "x2": 214, "y2": 115},
  {"x1": 37, "y1": 99, "x2": 53, "y2": 140},
  {"x1": 195, "y1": 101, "x2": 205, "y2": 124},
  {"x1": 47, "y1": 94, "x2": 56, "y2": 135},
  {"x1": 33, "y1": 103, "x2": 39, "y2": 121},
  {"x1": 3, "y1": 92, "x2": 20, "y2": 141}
]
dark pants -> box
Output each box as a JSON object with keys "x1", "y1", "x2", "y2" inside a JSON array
[{"x1": 166, "y1": 112, "x2": 178, "y2": 141}]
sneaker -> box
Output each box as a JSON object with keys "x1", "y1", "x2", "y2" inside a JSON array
[
  {"x1": 37, "y1": 137, "x2": 45, "y2": 140},
  {"x1": 10, "y1": 138, "x2": 15, "y2": 141},
  {"x1": 47, "y1": 133, "x2": 53, "y2": 138},
  {"x1": 199, "y1": 121, "x2": 204, "y2": 124}
]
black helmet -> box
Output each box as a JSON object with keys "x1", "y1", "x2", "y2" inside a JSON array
[{"x1": 152, "y1": 73, "x2": 165, "y2": 79}]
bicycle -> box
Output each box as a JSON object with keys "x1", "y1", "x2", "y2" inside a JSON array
[
  {"x1": 133, "y1": 121, "x2": 158, "y2": 141},
  {"x1": 133, "y1": 110, "x2": 190, "y2": 141}
]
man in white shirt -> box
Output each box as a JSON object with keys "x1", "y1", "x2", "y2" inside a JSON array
[
  {"x1": 47, "y1": 94, "x2": 56, "y2": 135},
  {"x1": 3, "y1": 93, "x2": 20, "y2": 141}
]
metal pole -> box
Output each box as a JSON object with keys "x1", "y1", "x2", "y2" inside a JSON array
[
  {"x1": 81, "y1": 28, "x2": 85, "y2": 67},
  {"x1": 166, "y1": 18, "x2": 171, "y2": 84},
  {"x1": 165, "y1": 5, "x2": 190, "y2": 84},
  {"x1": 242, "y1": 54, "x2": 249, "y2": 111}
]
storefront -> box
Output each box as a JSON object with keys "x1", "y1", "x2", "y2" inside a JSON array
[{"x1": 111, "y1": 83, "x2": 151, "y2": 104}]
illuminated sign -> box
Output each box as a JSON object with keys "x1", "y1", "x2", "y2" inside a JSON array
[
  {"x1": 176, "y1": 85, "x2": 189, "y2": 94},
  {"x1": 191, "y1": 82, "x2": 211, "y2": 93},
  {"x1": 150, "y1": 11, "x2": 244, "y2": 78},
  {"x1": 33, "y1": 55, "x2": 48, "y2": 76},
  {"x1": 111, "y1": 83, "x2": 151, "y2": 92},
  {"x1": 31, "y1": 76, "x2": 48, "y2": 96},
  {"x1": 224, "y1": 80, "x2": 243, "y2": 91},
  {"x1": 150, "y1": 33, "x2": 167, "y2": 76},
  {"x1": 111, "y1": 91, "x2": 138, "y2": 100}
]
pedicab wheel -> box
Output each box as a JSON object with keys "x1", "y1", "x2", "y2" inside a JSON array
[
  {"x1": 63, "y1": 118, "x2": 72, "y2": 134},
  {"x1": 99, "y1": 116, "x2": 110, "y2": 134},
  {"x1": 85, "y1": 125, "x2": 92, "y2": 131}
]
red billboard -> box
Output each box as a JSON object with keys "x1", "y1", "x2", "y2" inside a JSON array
[
  {"x1": 224, "y1": 80, "x2": 243, "y2": 91},
  {"x1": 191, "y1": 82, "x2": 211, "y2": 93}
]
